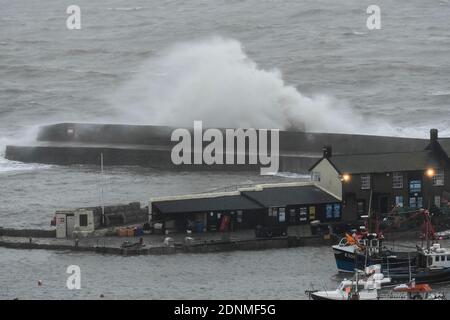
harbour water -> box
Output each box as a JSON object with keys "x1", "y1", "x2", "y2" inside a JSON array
[
  {"x1": 2, "y1": 244, "x2": 450, "y2": 300},
  {"x1": 0, "y1": 246, "x2": 337, "y2": 300},
  {"x1": 1, "y1": 0, "x2": 450, "y2": 299}
]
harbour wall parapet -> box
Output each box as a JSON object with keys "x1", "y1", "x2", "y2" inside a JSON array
[
  {"x1": 6, "y1": 123, "x2": 442, "y2": 172},
  {"x1": 0, "y1": 234, "x2": 333, "y2": 256},
  {"x1": 0, "y1": 228, "x2": 56, "y2": 238}
]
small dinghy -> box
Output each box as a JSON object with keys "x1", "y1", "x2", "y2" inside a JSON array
[{"x1": 388, "y1": 281, "x2": 446, "y2": 300}]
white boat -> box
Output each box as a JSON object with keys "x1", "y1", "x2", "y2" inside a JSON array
[
  {"x1": 307, "y1": 262, "x2": 446, "y2": 300},
  {"x1": 307, "y1": 265, "x2": 390, "y2": 300},
  {"x1": 435, "y1": 229, "x2": 450, "y2": 240}
]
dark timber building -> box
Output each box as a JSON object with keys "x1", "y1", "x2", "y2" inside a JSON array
[
  {"x1": 309, "y1": 129, "x2": 450, "y2": 221},
  {"x1": 150, "y1": 183, "x2": 341, "y2": 233}
]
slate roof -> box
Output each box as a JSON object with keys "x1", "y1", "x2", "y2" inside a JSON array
[
  {"x1": 315, "y1": 151, "x2": 444, "y2": 174},
  {"x1": 152, "y1": 184, "x2": 341, "y2": 214},
  {"x1": 437, "y1": 138, "x2": 450, "y2": 159},
  {"x1": 152, "y1": 194, "x2": 262, "y2": 214},
  {"x1": 241, "y1": 185, "x2": 340, "y2": 208}
]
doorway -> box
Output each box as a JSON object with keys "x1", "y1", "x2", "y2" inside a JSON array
[{"x1": 379, "y1": 195, "x2": 389, "y2": 214}]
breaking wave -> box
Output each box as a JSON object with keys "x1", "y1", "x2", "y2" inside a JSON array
[
  {"x1": 0, "y1": 156, "x2": 51, "y2": 174},
  {"x1": 108, "y1": 37, "x2": 394, "y2": 135},
  {"x1": 0, "y1": 127, "x2": 51, "y2": 173}
]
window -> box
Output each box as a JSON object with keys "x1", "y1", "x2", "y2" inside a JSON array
[
  {"x1": 410, "y1": 197, "x2": 417, "y2": 208},
  {"x1": 410, "y1": 197, "x2": 423, "y2": 208},
  {"x1": 435, "y1": 196, "x2": 441, "y2": 208},
  {"x1": 436, "y1": 256, "x2": 439, "y2": 262},
  {"x1": 441, "y1": 255, "x2": 445, "y2": 262},
  {"x1": 357, "y1": 200, "x2": 365, "y2": 218},
  {"x1": 311, "y1": 171, "x2": 321, "y2": 182},
  {"x1": 270, "y1": 208, "x2": 277, "y2": 217},
  {"x1": 278, "y1": 208, "x2": 286, "y2": 222},
  {"x1": 410, "y1": 180, "x2": 422, "y2": 193},
  {"x1": 361, "y1": 174, "x2": 371, "y2": 190},
  {"x1": 447, "y1": 256, "x2": 450, "y2": 261},
  {"x1": 392, "y1": 172, "x2": 403, "y2": 189},
  {"x1": 333, "y1": 204, "x2": 341, "y2": 218},
  {"x1": 433, "y1": 170, "x2": 444, "y2": 186},
  {"x1": 289, "y1": 209, "x2": 296, "y2": 224},
  {"x1": 79, "y1": 214, "x2": 88, "y2": 227},
  {"x1": 418, "y1": 197, "x2": 423, "y2": 208},
  {"x1": 299, "y1": 207, "x2": 307, "y2": 223},
  {"x1": 395, "y1": 196, "x2": 404, "y2": 207},
  {"x1": 237, "y1": 210, "x2": 243, "y2": 223},
  {"x1": 326, "y1": 204, "x2": 333, "y2": 219},
  {"x1": 309, "y1": 206, "x2": 316, "y2": 220}
]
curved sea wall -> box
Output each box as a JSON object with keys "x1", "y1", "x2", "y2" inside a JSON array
[{"x1": 5, "y1": 123, "x2": 434, "y2": 172}]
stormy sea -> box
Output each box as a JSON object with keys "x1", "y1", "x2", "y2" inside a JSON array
[{"x1": 1, "y1": 0, "x2": 450, "y2": 299}]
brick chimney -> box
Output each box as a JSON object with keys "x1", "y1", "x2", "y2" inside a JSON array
[{"x1": 322, "y1": 145, "x2": 332, "y2": 159}]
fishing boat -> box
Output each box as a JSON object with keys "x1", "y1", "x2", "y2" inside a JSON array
[
  {"x1": 387, "y1": 243, "x2": 450, "y2": 284},
  {"x1": 333, "y1": 209, "x2": 437, "y2": 273},
  {"x1": 332, "y1": 232, "x2": 418, "y2": 273}
]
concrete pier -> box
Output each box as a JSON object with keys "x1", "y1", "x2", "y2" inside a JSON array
[{"x1": 0, "y1": 227, "x2": 334, "y2": 256}]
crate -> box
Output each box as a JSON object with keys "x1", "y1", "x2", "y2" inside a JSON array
[{"x1": 127, "y1": 228, "x2": 135, "y2": 237}]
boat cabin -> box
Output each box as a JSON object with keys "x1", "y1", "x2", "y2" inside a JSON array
[
  {"x1": 417, "y1": 243, "x2": 450, "y2": 269},
  {"x1": 336, "y1": 232, "x2": 383, "y2": 256}
]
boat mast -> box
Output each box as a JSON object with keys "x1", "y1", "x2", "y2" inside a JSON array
[
  {"x1": 408, "y1": 252, "x2": 412, "y2": 283},
  {"x1": 387, "y1": 256, "x2": 390, "y2": 279},
  {"x1": 426, "y1": 210, "x2": 431, "y2": 250},
  {"x1": 368, "y1": 189, "x2": 373, "y2": 233},
  {"x1": 101, "y1": 152, "x2": 105, "y2": 226}
]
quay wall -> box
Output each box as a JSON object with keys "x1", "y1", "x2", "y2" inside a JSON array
[
  {"x1": 0, "y1": 235, "x2": 334, "y2": 256},
  {"x1": 0, "y1": 228, "x2": 56, "y2": 238},
  {"x1": 6, "y1": 123, "x2": 444, "y2": 172},
  {"x1": 5, "y1": 144, "x2": 319, "y2": 172},
  {"x1": 34, "y1": 123, "x2": 429, "y2": 154}
]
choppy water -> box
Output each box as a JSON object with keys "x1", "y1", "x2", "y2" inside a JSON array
[
  {"x1": 1, "y1": 0, "x2": 450, "y2": 299},
  {"x1": 0, "y1": 247, "x2": 338, "y2": 300},
  {"x1": 2, "y1": 245, "x2": 450, "y2": 300}
]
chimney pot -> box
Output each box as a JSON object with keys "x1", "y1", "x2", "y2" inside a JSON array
[
  {"x1": 322, "y1": 145, "x2": 332, "y2": 158},
  {"x1": 430, "y1": 129, "x2": 438, "y2": 144}
]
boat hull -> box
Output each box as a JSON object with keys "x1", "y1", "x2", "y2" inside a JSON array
[
  {"x1": 333, "y1": 246, "x2": 417, "y2": 273},
  {"x1": 389, "y1": 268, "x2": 450, "y2": 284},
  {"x1": 310, "y1": 291, "x2": 378, "y2": 300}
]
